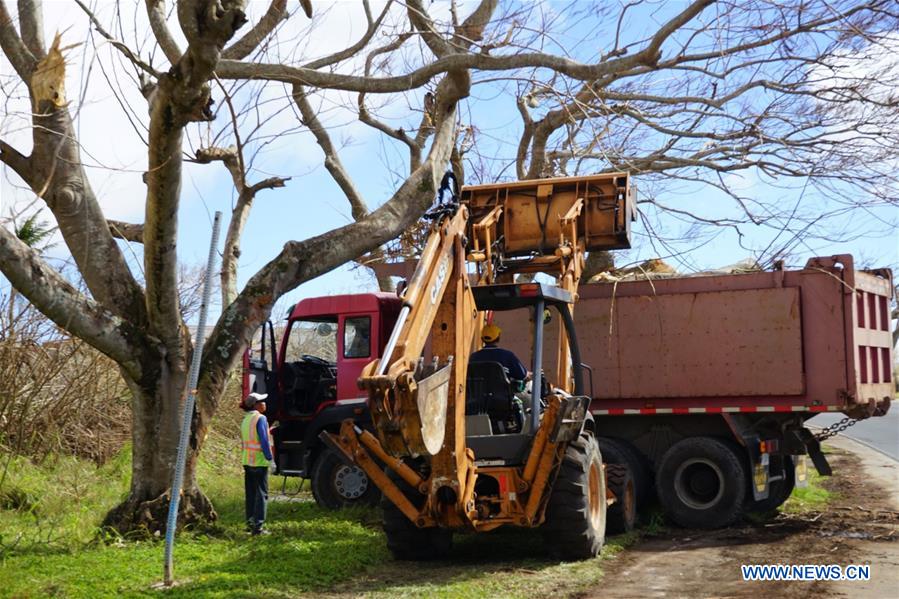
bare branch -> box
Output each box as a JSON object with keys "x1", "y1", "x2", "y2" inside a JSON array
[
  {"x1": 107, "y1": 219, "x2": 145, "y2": 243},
  {"x1": 303, "y1": 0, "x2": 391, "y2": 70},
  {"x1": 195, "y1": 145, "x2": 242, "y2": 188},
  {"x1": 0, "y1": 138, "x2": 33, "y2": 184},
  {"x1": 216, "y1": 24, "x2": 716, "y2": 92},
  {"x1": 293, "y1": 85, "x2": 368, "y2": 219},
  {"x1": 248, "y1": 176, "x2": 289, "y2": 195},
  {"x1": 16, "y1": 0, "x2": 44, "y2": 58},
  {"x1": 406, "y1": 0, "x2": 453, "y2": 58},
  {"x1": 0, "y1": 0, "x2": 37, "y2": 77},
  {"x1": 357, "y1": 32, "x2": 420, "y2": 166},
  {"x1": 0, "y1": 226, "x2": 146, "y2": 376},
  {"x1": 222, "y1": 0, "x2": 287, "y2": 61},
  {"x1": 74, "y1": 0, "x2": 161, "y2": 77},
  {"x1": 145, "y1": 0, "x2": 182, "y2": 64}
]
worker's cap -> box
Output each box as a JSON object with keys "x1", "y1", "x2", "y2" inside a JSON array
[
  {"x1": 481, "y1": 323, "x2": 501, "y2": 343},
  {"x1": 244, "y1": 392, "x2": 268, "y2": 408}
]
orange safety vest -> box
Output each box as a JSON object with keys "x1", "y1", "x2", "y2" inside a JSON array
[{"x1": 241, "y1": 412, "x2": 271, "y2": 467}]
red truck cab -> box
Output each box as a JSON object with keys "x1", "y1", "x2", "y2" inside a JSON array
[{"x1": 243, "y1": 292, "x2": 402, "y2": 509}]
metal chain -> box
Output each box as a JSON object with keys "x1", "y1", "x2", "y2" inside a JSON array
[
  {"x1": 814, "y1": 416, "x2": 860, "y2": 441},
  {"x1": 813, "y1": 404, "x2": 887, "y2": 442}
]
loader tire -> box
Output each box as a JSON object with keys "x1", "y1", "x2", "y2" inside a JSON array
[
  {"x1": 542, "y1": 431, "x2": 606, "y2": 560},
  {"x1": 748, "y1": 456, "x2": 795, "y2": 513},
  {"x1": 605, "y1": 463, "x2": 636, "y2": 535},
  {"x1": 656, "y1": 436, "x2": 747, "y2": 529},
  {"x1": 598, "y1": 437, "x2": 651, "y2": 508},
  {"x1": 311, "y1": 448, "x2": 381, "y2": 510},
  {"x1": 381, "y1": 468, "x2": 452, "y2": 560}
]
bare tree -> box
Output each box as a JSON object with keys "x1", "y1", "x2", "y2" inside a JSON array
[{"x1": 0, "y1": 0, "x2": 896, "y2": 533}]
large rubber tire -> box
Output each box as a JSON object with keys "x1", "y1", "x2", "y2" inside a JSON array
[
  {"x1": 310, "y1": 448, "x2": 381, "y2": 510},
  {"x1": 749, "y1": 456, "x2": 795, "y2": 513},
  {"x1": 542, "y1": 432, "x2": 607, "y2": 560},
  {"x1": 598, "y1": 437, "x2": 651, "y2": 509},
  {"x1": 605, "y1": 463, "x2": 636, "y2": 535},
  {"x1": 656, "y1": 437, "x2": 747, "y2": 529},
  {"x1": 381, "y1": 469, "x2": 452, "y2": 560}
]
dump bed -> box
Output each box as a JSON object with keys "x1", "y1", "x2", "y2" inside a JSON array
[{"x1": 503, "y1": 255, "x2": 893, "y2": 418}]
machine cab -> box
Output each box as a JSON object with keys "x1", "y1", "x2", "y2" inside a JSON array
[{"x1": 466, "y1": 282, "x2": 590, "y2": 465}]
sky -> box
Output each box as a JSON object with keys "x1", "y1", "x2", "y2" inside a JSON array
[{"x1": 1, "y1": 0, "x2": 897, "y2": 326}]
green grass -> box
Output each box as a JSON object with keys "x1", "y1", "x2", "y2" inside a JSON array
[
  {"x1": 0, "y1": 432, "x2": 635, "y2": 598},
  {"x1": 0, "y1": 447, "x2": 132, "y2": 552},
  {"x1": 780, "y1": 468, "x2": 833, "y2": 514}
]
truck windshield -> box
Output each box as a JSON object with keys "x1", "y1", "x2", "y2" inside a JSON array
[{"x1": 284, "y1": 319, "x2": 338, "y2": 363}]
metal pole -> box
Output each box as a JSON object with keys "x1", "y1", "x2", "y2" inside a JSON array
[
  {"x1": 531, "y1": 299, "x2": 545, "y2": 434},
  {"x1": 163, "y1": 211, "x2": 222, "y2": 586}
]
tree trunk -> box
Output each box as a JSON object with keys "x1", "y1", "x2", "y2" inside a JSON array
[{"x1": 102, "y1": 362, "x2": 217, "y2": 536}]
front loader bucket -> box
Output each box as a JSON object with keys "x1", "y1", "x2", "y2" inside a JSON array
[{"x1": 461, "y1": 173, "x2": 634, "y2": 256}]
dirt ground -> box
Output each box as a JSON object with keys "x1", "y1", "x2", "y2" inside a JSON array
[{"x1": 583, "y1": 439, "x2": 899, "y2": 598}]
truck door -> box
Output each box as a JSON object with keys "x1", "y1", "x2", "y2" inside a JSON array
[
  {"x1": 242, "y1": 320, "x2": 279, "y2": 411},
  {"x1": 337, "y1": 313, "x2": 376, "y2": 401}
]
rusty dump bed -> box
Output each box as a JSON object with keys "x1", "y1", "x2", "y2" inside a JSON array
[{"x1": 518, "y1": 255, "x2": 893, "y2": 418}]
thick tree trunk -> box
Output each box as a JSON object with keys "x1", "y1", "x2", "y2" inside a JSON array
[{"x1": 102, "y1": 363, "x2": 217, "y2": 536}]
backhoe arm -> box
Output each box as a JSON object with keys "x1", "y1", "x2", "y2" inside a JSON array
[{"x1": 357, "y1": 203, "x2": 477, "y2": 460}]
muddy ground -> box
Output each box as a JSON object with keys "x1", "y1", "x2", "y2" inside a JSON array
[{"x1": 584, "y1": 441, "x2": 899, "y2": 598}]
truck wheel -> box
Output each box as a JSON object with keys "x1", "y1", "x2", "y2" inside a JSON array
[
  {"x1": 749, "y1": 456, "x2": 795, "y2": 513},
  {"x1": 311, "y1": 448, "x2": 381, "y2": 510},
  {"x1": 605, "y1": 463, "x2": 636, "y2": 535},
  {"x1": 381, "y1": 468, "x2": 452, "y2": 560},
  {"x1": 656, "y1": 437, "x2": 747, "y2": 529},
  {"x1": 598, "y1": 437, "x2": 651, "y2": 509},
  {"x1": 542, "y1": 431, "x2": 606, "y2": 560}
]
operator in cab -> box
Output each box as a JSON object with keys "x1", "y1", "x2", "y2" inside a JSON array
[{"x1": 469, "y1": 324, "x2": 528, "y2": 383}]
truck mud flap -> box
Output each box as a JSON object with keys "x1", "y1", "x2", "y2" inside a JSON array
[
  {"x1": 721, "y1": 413, "x2": 769, "y2": 501},
  {"x1": 796, "y1": 428, "x2": 832, "y2": 477}
]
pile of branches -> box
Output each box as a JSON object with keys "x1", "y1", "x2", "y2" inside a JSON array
[{"x1": 0, "y1": 292, "x2": 130, "y2": 464}]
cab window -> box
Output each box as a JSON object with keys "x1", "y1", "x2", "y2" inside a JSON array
[
  {"x1": 284, "y1": 319, "x2": 338, "y2": 363},
  {"x1": 344, "y1": 316, "x2": 371, "y2": 358}
]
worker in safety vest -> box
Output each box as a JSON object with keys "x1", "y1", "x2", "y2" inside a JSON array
[
  {"x1": 470, "y1": 324, "x2": 528, "y2": 383},
  {"x1": 241, "y1": 392, "x2": 273, "y2": 535}
]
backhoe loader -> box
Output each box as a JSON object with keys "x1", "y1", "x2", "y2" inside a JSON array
[{"x1": 322, "y1": 171, "x2": 634, "y2": 560}]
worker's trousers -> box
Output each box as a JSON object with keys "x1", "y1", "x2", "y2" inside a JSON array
[{"x1": 243, "y1": 465, "x2": 268, "y2": 532}]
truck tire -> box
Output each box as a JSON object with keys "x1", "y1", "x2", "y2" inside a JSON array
[
  {"x1": 656, "y1": 437, "x2": 747, "y2": 529},
  {"x1": 311, "y1": 448, "x2": 381, "y2": 510},
  {"x1": 749, "y1": 456, "x2": 795, "y2": 513},
  {"x1": 381, "y1": 468, "x2": 452, "y2": 560},
  {"x1": 598, "y1": 437, "x2": 651, "y2": 509},
  {"x1": 605, "y1": 463, "x2": 636, "y2": 535},
  {"x1": 542, "y1": 431, "x2": 607, "y2": 560}
]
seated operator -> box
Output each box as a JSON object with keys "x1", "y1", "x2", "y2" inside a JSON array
[{"x1": 469, "y1": 324, "x2": 528, "y2": 384}]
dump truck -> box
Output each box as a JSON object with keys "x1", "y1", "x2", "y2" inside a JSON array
[{"x1": 499, "y1": 253, "x2": 894, "y2": 528}]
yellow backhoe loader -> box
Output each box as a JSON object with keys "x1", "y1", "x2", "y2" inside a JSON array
[{"x1": 322, "y1": 171, "x2": 634, "y2": 559}]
